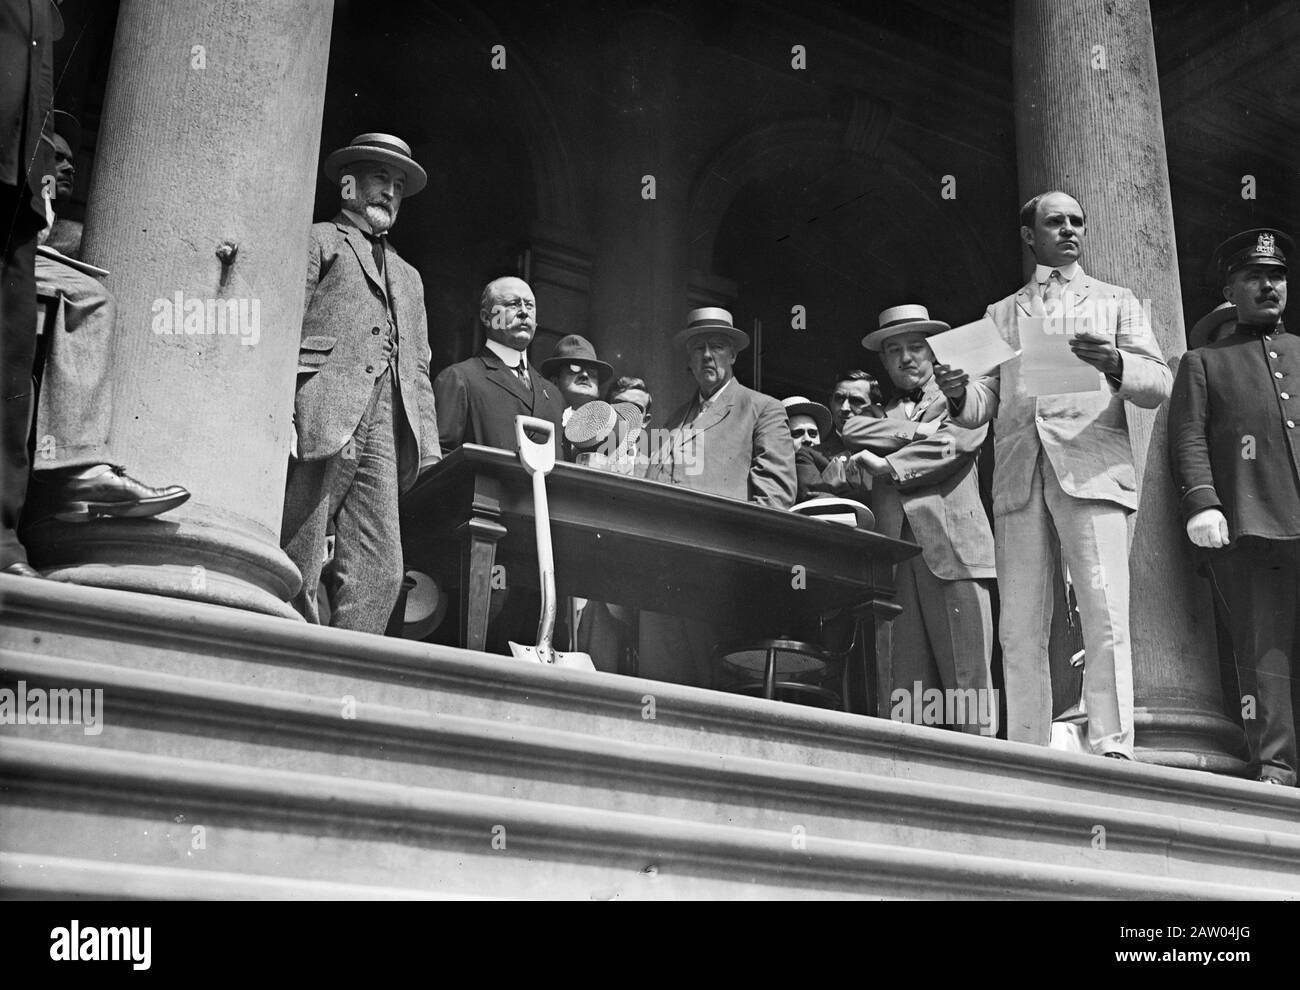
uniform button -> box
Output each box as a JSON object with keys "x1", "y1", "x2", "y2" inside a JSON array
[
  {"x1": 365, "y1": 365, "x2": 374, "y2": 374},
  {"x1": 372, "y1": 327, "x2": 380, "y2": 335},
  {"x1": 1271, "y1": 352, "x2": 1279, "y2": 359},
  {"x1": 1283, "y1": 392, "x2": 1290, "y2": 400},
  {"x1": 1289, "y1": 421, "x2": 1297, "y2": 429},
  {"x1": 1276, "y1": 372, "x2": 1284, "y2": 380}
]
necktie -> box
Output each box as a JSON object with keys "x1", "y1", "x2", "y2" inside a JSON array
[
  {"x1": 1043, "y1": 269, "x2": 1064, "y2": 313},
  {"x1": 899, "y1": 387, "x2": 924, "y2": 404},
  {"x1": 513, "y1": 362, "x2": 529, "y2": 387},
  {"x1": 370, "y1": 233, "x2": 385, "y2": 276}
]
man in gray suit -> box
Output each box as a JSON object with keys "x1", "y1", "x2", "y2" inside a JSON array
[
  {"x1": 935, "y1": 190, "x2": 1172, "y2": 759},
  {"x1": 646, "y1": 308, "x2": 796, "y2": 507},
  {"x1": 641, "y1": 308, "x2": 796, "y2": 686},
  {"x1": 281, "y1": 133, "x2": 441, "y2": 634},
  {"x1": 846, "y1": 306, "x2": 996, "y2": 734}
]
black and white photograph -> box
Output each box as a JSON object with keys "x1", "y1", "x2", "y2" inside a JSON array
[{"x1": 1, "y1": 0, "x2": 1298, "y2": 932}]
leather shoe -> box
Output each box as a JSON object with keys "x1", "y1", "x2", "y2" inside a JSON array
[
  {"x1": 43, "y1": 466, "x2": 190, "y2": 522},
  {"x1": 2, "y1": 561, "x2": 45, "y2": 578},
  {"x1": 1256, "y1": 775, "x2": 1285, "y2": 785}
]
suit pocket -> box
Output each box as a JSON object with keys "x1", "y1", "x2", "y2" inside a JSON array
[{"x1": 297, "y1": 335, "x2": 337, "y2": 374}]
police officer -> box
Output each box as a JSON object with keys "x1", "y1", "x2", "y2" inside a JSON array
[{"x1": 1169, "y1": 227, "x2": 1298, "y2": 786}]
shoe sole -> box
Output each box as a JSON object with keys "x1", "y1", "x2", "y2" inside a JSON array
[{"x1": 52, "y1": 491, "x2": 191, "y2": 523}]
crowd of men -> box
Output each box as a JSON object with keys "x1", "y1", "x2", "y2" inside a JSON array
[{"x1": 3, "y1": 67, "x2": 1296, "y2": 785}]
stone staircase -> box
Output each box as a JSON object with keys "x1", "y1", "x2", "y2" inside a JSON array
[{"x1": 2, "y1": 575, "x2": 1297, "y2": 899}]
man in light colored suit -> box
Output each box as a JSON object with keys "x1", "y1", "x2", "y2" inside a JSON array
[
  {"x1": 640, "y1": 307, "x2": 796, "y2": 685},
  {"x1": 281, "y1": 133, "x2": 441, "y2": 634},
  {"x1": 935, "y1": 190, "x2": 1172, "y2": 759},
  {"x1": 846, "y1": 306, "x2": 996, "y2": 734}
]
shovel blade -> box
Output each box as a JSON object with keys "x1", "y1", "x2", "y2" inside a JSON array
[
  {"x1": 507, "y1": 641, "x2": 596, "y2": 672},
  {"x1": 508, "y1": 641, "x2": 546, "y2": 663}
]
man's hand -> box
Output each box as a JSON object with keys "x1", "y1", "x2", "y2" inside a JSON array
[
  {"x1": 933, "y1": 364, "x2": 968, "y2": 406},
  {"x1": 849, "y1": 449, "x2": 893, "y2": 478},
  {"x1": 1186, "y1": 508, "x2": 1230, "y2": 549},
  {"x1": 1069, "y1": 336, "x2": 1122, "y2": 376}
]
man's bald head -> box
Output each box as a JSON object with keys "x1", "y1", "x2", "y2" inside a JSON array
[{"x1": 480, "y1": 277, "x2": 538, "y2": 351}]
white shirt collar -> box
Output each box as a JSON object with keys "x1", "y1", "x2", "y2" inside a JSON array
[
  {"x1": 485, "y1": 337, "x2": 528, "y2": 369},
  {"x1": 1034, "y1": 261, "x2": 1080, "y2": 285},
  {"x1": 697, "y1": 376, "x2": 734, "y2": 408}
]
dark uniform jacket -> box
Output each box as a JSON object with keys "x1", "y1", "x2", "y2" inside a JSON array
[{"x1": 1170, "y1": 320, "x2": 1300, "y2": 544}]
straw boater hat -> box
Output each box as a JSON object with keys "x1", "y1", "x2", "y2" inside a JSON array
[
  {"x1": 781, "y1": 396, "x2": 831, "y2": 437},
  {"x1": 540, "y1": 334, "x2": 614, "y2": 384},
  {"x1": 1187, "y1": 302, "x2": 1237, "y2": 350},
  {"x1": 861, "y1": 304, "x2": 950, "y2": 352},
  {"x1": 324, "y1": 133, "x2": 427, "y2": 196},
  {"x1": 672, "y1": 307, "x2": 750, "y2": 352},
  {"x1": 49, "y1": 110, "x2": 80, "y2": 152}
]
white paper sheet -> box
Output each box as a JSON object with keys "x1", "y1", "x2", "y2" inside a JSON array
[
  {"x1": 927, "y1": 318, "x2": 1019, "y2": 377},
  {"x1": 1017, "y1": 317, "x2": 1104, "y2": 396}
]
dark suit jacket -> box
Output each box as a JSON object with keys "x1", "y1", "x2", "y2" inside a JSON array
[
  {"x1": 1169, "y1": 321, "x2": 1300, "y2": 544},
  {"x1": 646, "y1": 379, "x2": 796, "y2": 508},
  {"x1": 294, "y1": 215, "x2": 440, "y2": 493},
  {"x1": 842, "y1": 377, "x2": 994, "y2": 581},
  {"x1": 433, "y1": 346, "x2": 565, "y2": 455},
  {"x1": 1, "y1": 0, "x2": 54, "y2": 222}
]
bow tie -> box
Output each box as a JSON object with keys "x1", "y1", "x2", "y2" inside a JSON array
[{"x1": 898, "y1": 387, "x2": 925, "y2": 404}]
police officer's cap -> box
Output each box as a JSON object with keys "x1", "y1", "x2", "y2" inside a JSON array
[{"x1": 1211, "y1": 228, "x2": 1294, "y2": 282}]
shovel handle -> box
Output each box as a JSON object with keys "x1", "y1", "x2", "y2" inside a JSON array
[{"x1": 514, "y1": 416, "x2": 556, "y2": 477}]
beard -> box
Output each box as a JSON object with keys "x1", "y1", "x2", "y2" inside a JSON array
[{"x1": 361, "y1": 202, "x2": 395, "y2": 233}]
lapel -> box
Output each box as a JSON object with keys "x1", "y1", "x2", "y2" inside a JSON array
[
  {"x1": 689, "y1": 380, "x2": 738, "y2": 435},
  {"x1": 335, "y1": 217, "x2": 388, "y2": 302},
  {"x1": 1066, "y1": 267, "x2": 1093, "y2": 313},
  {"x1": 479, "y1": 348, "x2": 535, "y2": 407},
  {"x1": 1015, "y1": 282, "x2": 1034, "y2": 319},
  {"x1": 527, "y1": 361, "x2": 556, "y2": 413}
]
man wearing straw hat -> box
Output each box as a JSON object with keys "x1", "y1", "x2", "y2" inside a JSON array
[
  {"x1": 640, "y1": 307, "x2": 796, "y2": 686},
  {"x1": 849, "y1": 305, "x2": 996, "y2": 734},
  {"x1": 281, "y1": 133, "x2": 441, "y2": 634}
]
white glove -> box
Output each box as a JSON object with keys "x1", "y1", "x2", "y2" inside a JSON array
[{"x1": 1186, "y1": 508, "x2": 1229, "y2": 549}]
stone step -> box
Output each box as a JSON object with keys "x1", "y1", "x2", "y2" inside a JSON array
[
  {"x1": 4, "y1": 650, "x2": 1299, "y2": 894},
  {"x1": 2, "y1": 577, "x2": 1294, "y2": 841},
  {"x1": 1, "y1": 739, "x2": 1287, "y2": 900}
]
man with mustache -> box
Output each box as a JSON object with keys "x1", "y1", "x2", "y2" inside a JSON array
[
  {"x1": 1170, "y1": 228, "x2": 1297, "y2": 786},
  {"x1": 433, "y1": 275, "x2": 564, "y2": 456},
  {"x1": 934, "y1": 190, "x2": 1172, "y2": 759},
  {"x1": 281, "y1": 134, "x2": 441, "y2": 633}
]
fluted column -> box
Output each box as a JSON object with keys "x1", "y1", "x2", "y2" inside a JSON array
[
  {"x1": 1013, "y1": 0, "x2": 1243, "y2": 771},
  {"x1": 26, "y1": 0, "x2": 334, "y2": 618}
]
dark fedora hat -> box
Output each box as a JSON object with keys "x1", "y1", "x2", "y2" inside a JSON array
[
  {"x1": 324, "y1": 133, "x2": 427, "y2": 196},
  {"x1": 540, "y1": 334, "x2": 614, "y2": 383},
  {"x1": 672, "y1": 307, "x2": 750, "y2": 352}
]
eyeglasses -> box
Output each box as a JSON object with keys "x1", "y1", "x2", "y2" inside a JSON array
[{"x1": 566, "y1": 363, "x2": 597, "y2": 377}]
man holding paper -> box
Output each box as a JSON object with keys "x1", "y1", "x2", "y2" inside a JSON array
[
  {"x1": 934, "y1": 190, "x2": 1172, "y2": 759},
  {"x1": 847, "y1": 306, "x2": 996, "y2": 734}
]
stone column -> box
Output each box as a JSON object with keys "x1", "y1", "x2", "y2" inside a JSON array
[
  {"x1": 26, "y1": 0, "x2": 333, "y2": 618},
  {"x1": 1012, "y1": 0, "x2": 1244, "y2": 771},
  {"x1": 586, "y1": 9, "x2": 693, "y2": 418}
]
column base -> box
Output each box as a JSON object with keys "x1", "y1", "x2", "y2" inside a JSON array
[
  {"x1": 1135, "y1": 706, "x2": 1248, "y2": 776},
  {"x1": 23, "y1": 515, "x2": 302, "y2": 621}
]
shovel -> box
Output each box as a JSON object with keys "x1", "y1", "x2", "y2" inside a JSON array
[{"x1": 507, "y1": 416, "x2": 596, "y2": 672}]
